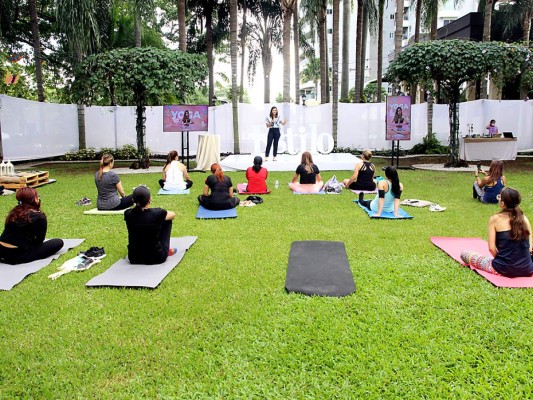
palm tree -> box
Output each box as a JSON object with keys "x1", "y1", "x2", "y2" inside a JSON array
[
  {"x1": 293, "y1": 1, "x2": 300, "y2": 104},
  {"x1": 500, "y1": 0, "x2": 532, "y2": 47},
  {"x1": 28, "y1": 0, "x2": 45, "y2": 102},
  {"x1": 230, "y1": 0, "x2": 240, "y2": 153},
  {"x1": 132, "y1": 0, "x2": 154, "y2": 47},
  {"x1": 239, "y1": 0, "x2": 249, "y2": 102},
  {"x1": 393, "y1": 0, "x2": 404, "y2": 93},
  {"x1": 332, "y1": 0, "x2": 340, "y2": 145},
  {"x1": 178, "y1": 0, "x2": 187, "y2": 51},
  {"x1": 375, "y1": 0, "x2": 385, "y2": 102},
  {"x1": 341, "y1": 0, "x2": 351, "y2": 100},
  {"x1": 281, "y1": 0, "x2": 296, "y2": 103},
  {"x1": 354, "y1": 0, "x2": 364, "y2": 102},
  {"x1": 300, "y1": 54, "x2": 321, "y2": 99}
]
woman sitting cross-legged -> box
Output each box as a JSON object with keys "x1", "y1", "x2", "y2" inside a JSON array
[
  {"x1": 198, "y1": 163, "x2": 240, "y2": 210},
  {"x1": 95, "y1": 153, "x2": 134, "y2": 210},
  {"x1": 0, "y1": 187, "x2": 64, "y2": 264},
  {"x1": 246, "y1": 156, "x2": 268, "y2": 193},
  {"x1": 358, "y1": 166, "x2": 403, "y2": 217},
  {"x1": 461, "y1": 187, "x2": 533, "y2": 277},
  {"x1": 473, "y1": 160, "x2": 506, "y2": 204},
  {"x1": 124, "y1": 186, "x2": 177, "y2": 265},
  {"x1": 343, "y1": 149, "x2": 376, "y2": 191},
  {"x1": 159, "y1": 150, "x2": 193, "y2": 191},
  {"x1": 288, "y1": 151, "x2": 324, "y2": 193}
]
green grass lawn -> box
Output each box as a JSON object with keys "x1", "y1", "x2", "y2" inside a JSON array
[{"x1": 1, "y1": 159, "x2": 533, "y2": 399}]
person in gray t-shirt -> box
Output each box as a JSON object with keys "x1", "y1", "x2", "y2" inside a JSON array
[{"x1": 95, "y1": 154, "x2": 134, "y2": 210}]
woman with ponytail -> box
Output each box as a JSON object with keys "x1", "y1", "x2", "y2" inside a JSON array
[
  {"x1": 95, "y1": 154, "x2": 134, "y2": 210},
  {"x1": 245, "y1": 156, "x2": 268, "y2": 193},
  {"x1": 198, "y1": 163, "x2": 239, "y2": 210},
  {"x1": 358, "y1": 166, "x2": 403, "y2": 217},
  {"x1": 159, "y1": 150, "x2": 193, "y2": 191},
  {"x1": 0, "y1": 188, "x2": 63, "y2": 264},
  {"x1": 461, "y1": 187, "x2": 533, "y2": 277},
  {"x1": 473, "y1": 160, "x2": 506, "y2": 203}
]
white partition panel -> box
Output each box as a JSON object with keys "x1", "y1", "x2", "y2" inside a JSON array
[
  {"x1": 0, "y1": 95, "x2": 78, "y2": 161},
  {"x1": 85, "y1": 106, "x2": 117, "y2": 149}
]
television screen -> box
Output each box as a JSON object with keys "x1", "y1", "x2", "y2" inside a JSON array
[{"x1": 163, "y1": 105, "x2": 209, "y2": 132}]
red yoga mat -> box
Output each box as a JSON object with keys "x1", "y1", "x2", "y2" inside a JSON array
[{"x1": 430, "y1": 236, "x2": 533, "y2": 288}]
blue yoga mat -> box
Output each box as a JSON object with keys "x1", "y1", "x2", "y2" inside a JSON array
[
  {"x1": 293, "y1": 190, "x2": 326, "y2": 195},
  {"x1": 196, "y1": 205, "x2": 237, "y2": 219},
  {"x1": 157, "y1": 188, "x2": 190, "y2": 195},
  {"x1": 354, "y1": 200, "x2": 413, "y2": 219}
]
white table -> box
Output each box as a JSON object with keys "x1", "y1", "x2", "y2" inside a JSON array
[
  {"x1": 460, "y1": 137, "x2": 518, "y2": 161},
  {"x1": 195, "y1": 134, "x2": 220, "y2": 171}
]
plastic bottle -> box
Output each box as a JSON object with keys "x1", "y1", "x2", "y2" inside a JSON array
[
  {"x1": 275, "y1": 180, "x2": 279, "y2": 189},
  {"x1": 0, "y1": 160, "x2": 5, "y2": 176},
  {"x1": 6, "y1": 160, "x2": 14, "y2": 175}
]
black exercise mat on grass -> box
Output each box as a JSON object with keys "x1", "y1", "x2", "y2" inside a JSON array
[{"x1": 285, "y1": 241, "x2": 356, "y2": 297}]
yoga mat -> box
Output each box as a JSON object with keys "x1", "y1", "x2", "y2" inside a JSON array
[
  {"x1": 85, "y1": 236, "x2": 197, "y2": 289},
  {"x1": 237, "y1": 183, "x2": 270, "y2": 195},
  {"x1": 157, "y1": 188, "x2": 190, "y2": 195},
  {"x1": 0, "y1": 238, "x2": 85, "y2": 290},
  {"x1": 354, "y1": 200, "x2": 413, "y2": 219},
  {"x1": 401, "y1": 199, "x2": 433, "y2": 207},
  {"x1": 430, "y1": 236, "x2": 533, "y2": 288},
  {"x1": 350, "y1": 189, "x2": 378, "y2": 195},
  {"x1": 196, "y1": 205, "x2": 237, "y2": 219},
  {"x1": 84, "y1": 208, "x2": 128, "y2": 215},
  {"x1": 285, "y1": 241, "x2": 356, "y2": 297}
]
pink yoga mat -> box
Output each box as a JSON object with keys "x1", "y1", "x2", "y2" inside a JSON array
[
  {"x1": 237, "y1": 183, "x2": 270, "y2": 195},
  {"x1": 430, "y1": 236, "x2": 533, "y2": 288}
]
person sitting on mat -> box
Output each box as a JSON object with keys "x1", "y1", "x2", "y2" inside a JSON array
[
  {"x1": 198, "y1": 163, "x2": 240, "y2": 210},
  {"x1": 358, "y1": 166, "x2": 403, "y2": 217},
  {"x1": 246, "y1": 156, "x2": 268, "y2": 193},
  {"x1": 159, "y1": 150, "x2": 193, "y2": 191},
  {"x1": 125, "y1": 186, "x2": 177, "y2": 265},
  {"x1": 343, "y1": 149, "x2": 376, "y2": 191},
  {"x1": 461, "y1": 187, "x2": 533, "y2": 277},
  {"x1": 0, "y1": 187, "x2": 64, "y2": 265},
  {"x1": 472, "y1": 160, "x2": 506, "y2": 204},
  {"x1": 289, "y1": 151, "x2": 324, "y2": 193},
  {"x1": 95, "y1": 154, "x2": 134, "y2": 210}
]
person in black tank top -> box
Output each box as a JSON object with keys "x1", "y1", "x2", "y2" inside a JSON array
[{"x1": 343, "y1": 149, "x2": 377, "y2": 191}]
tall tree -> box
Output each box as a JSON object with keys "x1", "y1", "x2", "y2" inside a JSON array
[
  {"x1": 281, "y1": 0, "x2": 296, "y2": 102},
  {"x1": 178, "y1": 0, "x2": 187, "y2": 51},
  {"x1": 354, "y1": 0, "x2": 363, "y2": 102},
  {"x1": 293, "y1": 1, "x2": 300, "y2": 104},
  {"x1": 332, "y1": 0, "x2": 340, "y2": 144},
  {"x1": 239, "y1": 0, "x2": 249, "y2": 102},
  {"x1": 300, "y1": 54, "x2": 321, "y2": 100},
  {"x1": 132, "y1": 0, "x2": 155, "y2": 47},
  {"x1": 28, "y1": 0, "x2": 45, "y2": 102},
  {"x1": 341, "y1": 0, "x2": 351, "y2": 100},
  {"x1": 230, "y1": 0, "x2": 240, "y2": 153},
  {"x1": 393, "y1": 0, "x2": 404, "y2": 92}
]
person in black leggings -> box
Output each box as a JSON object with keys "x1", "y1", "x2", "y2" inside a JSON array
[{"x1": 0, "y1": 187, "x2": 63, "y2": 264}]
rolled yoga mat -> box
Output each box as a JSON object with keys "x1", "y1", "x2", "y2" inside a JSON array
[{"x1": 285, "y1": 241, "x2": 356, "y2": 297}]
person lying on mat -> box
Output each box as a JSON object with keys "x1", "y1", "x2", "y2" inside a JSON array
[
  {"x1": 125, "y1": 186, "x2": 177, "y2": 265},
  {"x1": 159, "y1": 150, "x2": 193, "y2": 191},
  {"x1": 472, "y1": 160, "x2": 506, "y2": 204},
  {"x1": 343, "y1": 149, "x2": 376, "y2": 191},
  {"x1": 0, "y1": 187, "x2": 64, "y2": 264},
  {"x1": 246, "y1": 156, "x2": 268, "y2": 193},
  {"x1": 289, "y1": 151, "x2": 324, "y2": 193},
  {"x1": 358, "y1": 166, "x2": 403, "y2": 217},
  {"x1": 198, "y1": 163, "x2": 240, "y2": 210},
  {"x1": 95, "y1": 153, "x2": 134, "y2": 210},
  {"x1": 461, "y1": 187, "x2": 533, "y2": 277}
]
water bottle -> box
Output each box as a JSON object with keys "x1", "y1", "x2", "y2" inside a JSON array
[
  {"x1": 275, "y1": 180, "x2": 279, "y2": 189},
  {"x1": 0, "y1": 160, "x2": 5, "y2": 176},
  {"x1": 6, "y1": 160, "x2": 14, "y2": 175}
]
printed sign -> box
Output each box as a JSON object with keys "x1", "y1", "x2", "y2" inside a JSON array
[
  {"x1": 163, "y1": 105, "x2": 209, "y2": 132},
  {"x1": 386, "y1": 96, "x2": 411, "y2": 141}
]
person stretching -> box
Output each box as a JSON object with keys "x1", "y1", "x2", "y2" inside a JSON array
[
  {"x1": 461, "y1": 187, "x2": 533, "y2": 277},
  {"x1": 343, "y1": 149, "x2": 376, "y2": 191},
  {"x1": 124, "y1": 186, "x2": 177, "y2": 265},
  {"x1": 358, "y1": 166, "x2": 403, "y2": 217}
]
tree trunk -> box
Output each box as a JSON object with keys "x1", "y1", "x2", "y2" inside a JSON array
[
  {"x1": 282, "y1": 1, "x2": 294, "y2": 103},
  {"x1": 293, "y1": 2, "x2": 300, "y2": 104},
  {"x1": 239, "y1": 1, "x2": 247, "y2": 103},
  {"x1": 359, "y1": 8, "x2": 367, "y2": 98},
  {"x1": 134, "y1": 84, "x2": 147, "y2": 163},
  {"x1": 134, "y1": 8, "x2": 142, "y2": 47},
  {"x1": 522, "y1": 10, "x2": 531, "y2": 47},
  {"x1": 377, "y1": 0, "x2": 384, "y2": 103},
  {"x1": 230, "y1": 0, "x2": 240, "y2": 153},
  {"x1": 28, "y1": 0, "x2": 45, "y2": 102},
  {"x1": 414, "y1": 0, "x2": 421, "y2": 43},
  {"x1": 206, "y1": 6, "x2": 214, "y2": 106},
  {"x1": 318, "y1": 8, "x2": 327, "y2": 103},
  {"x1": 444, "y1": 89, "x2": 468, "y2": 167},
  {"x1": 262, "y1": 17, "x2": 272, "y2": 103},
  {"x1": 340, "y1": 0, "x2": 350, "y2": 101},
  {"x1": 332, "y1": 0, "x2": 339, "y2": 145},
  {"x1": 178, "y1": 0, "x2": 187, "y2": 51},
  {"x1": 393, "y1": 0, "x2": 404, "y2": 93},
  {"x1": 354, "y1": 0, "x2": 363, "y2": 103},
  {"x1": 480, "y1": 0, "x2": 493, "y2": 99}
]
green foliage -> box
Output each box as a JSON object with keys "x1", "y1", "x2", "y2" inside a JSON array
[
  {"x1": 362, "y1": 82, "x2": 387, "y2": 103},
  {"x1": 61, "y1": 144, "x2": 144, "y2": 161},
  {"x1": 409, "y1": 135, "x2": 449, "y2": 155}
]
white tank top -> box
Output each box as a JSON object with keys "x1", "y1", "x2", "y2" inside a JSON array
[{"x1": 163, "y1": 161, "x2": 186, "y2": 190}]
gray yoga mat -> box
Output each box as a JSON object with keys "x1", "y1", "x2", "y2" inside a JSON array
[
  {"x1": 85, "y1": 236, "x2": 197, "y2": 289},
  {"x1": 285, "y1": 241, "x2": 356, "y2": 297},
  {"x1": 0, "y1": 238, "x2": 85, "y2": 290}
]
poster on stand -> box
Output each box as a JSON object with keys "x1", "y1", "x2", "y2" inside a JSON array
[
  {"x1": 386, "y1": 96, "x2": 411, "y2": 141},
  {"x1": 163, "y1": 105, "x2": 209, "y2": 132}
]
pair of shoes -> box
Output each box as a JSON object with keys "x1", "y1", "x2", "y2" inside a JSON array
[
  {"x1": 168, "y1": 248, "x2": 178, "y2": 256},
  {"x1": 79, "y1": 246, "x2": 106, "y2": 259},
  {"x1": 75, "y1": 197, "x2": 92, "y2": 206},
  {"x1": 429, "y1": 204, "x2": 446, "y2": 212}
]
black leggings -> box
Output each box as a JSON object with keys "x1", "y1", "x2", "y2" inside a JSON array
[
  {"x1": 265, "y1": 128, "x2": 281, "y2": 157},
  {"x1": 158, "y1": 179, "x2": 193, "y2": 190},
  {"x1": 198, "y1": 195, "x2": 239, "y2": 210},
  {"x1": 0, "y1": 239, "x2": 64, "y2": 265},
  {"x1": 107, "y1": 195, "x2": 134, "y2": 210},
  {"x1": 128, "y1": 220, "x2": 172, "y2": 265}
]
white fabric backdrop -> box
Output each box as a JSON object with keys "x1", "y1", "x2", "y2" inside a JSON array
[{"x1": 1, "y1": 95, "x2": 532, "y2": 160}]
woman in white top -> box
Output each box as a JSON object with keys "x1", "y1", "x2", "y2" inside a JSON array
[
  {"x1": 159, "y1": 150, "x2": 193, "y2": 191},
  {"x1": 265, "y1": 106, "x2": 287, "y2": 161}
]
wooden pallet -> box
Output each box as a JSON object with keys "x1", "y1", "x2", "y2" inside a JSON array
[{"x1": 1, "y1": 171, "x2": 49, "y2": 189}]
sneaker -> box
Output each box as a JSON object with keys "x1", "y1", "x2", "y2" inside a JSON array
[
  {"x1": 79, "y1": 247, "x2": 106, "y2": 259},
  {"x1": 168, "y1": 248, "x2": 178, "y2": 256},
  {"x1": 429, "y1": 204, "x2": 446, "y2": 212}
]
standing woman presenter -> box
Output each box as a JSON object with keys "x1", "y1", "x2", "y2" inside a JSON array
[{"x1": 265, "y1": 106, "x2": 287, "y2": 162}]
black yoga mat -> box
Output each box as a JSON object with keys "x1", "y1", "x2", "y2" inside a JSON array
[{"x1": 285, "y1": 241, "x2": 356, "y2": 297}]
